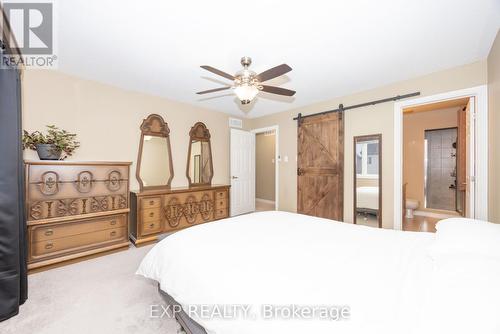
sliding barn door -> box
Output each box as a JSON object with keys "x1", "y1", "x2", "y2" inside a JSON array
[{"x1": 297, "y1": 112, "x2": 344, "y2": 221}]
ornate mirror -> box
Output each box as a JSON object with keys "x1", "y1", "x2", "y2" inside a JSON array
[
  {"x1": 354, "y1": 134, "x2": 382, "y2": 228},
  {"x1": 136, "y1": 114, "x2": 174, "y2": 191},
  {"x1": 186, "y1": 122, "x2": 213, "y2": 187}
]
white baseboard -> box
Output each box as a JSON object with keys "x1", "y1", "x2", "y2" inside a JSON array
[
  {"x1": 414, "y1": 210, "x2": 459, "y2": 219},
  {"x1": 256, "y1": 198, "x2": 275, "y2": 204}
]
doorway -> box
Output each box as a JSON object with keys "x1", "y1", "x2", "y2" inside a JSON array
[
  {"x1": 394, "y1": 85, "x2": 488, "y2": 231},
  {"x1": 254, "y1": 130, "x2": 277, "y2": 211},
  {"x1": 230, "y1": 126, "x2": 279, "y2": 216},
  {"x1": 402, "y1": 98, "x2": 468, "y2": 232},
  {"x1": 424, "y1": 127, "x2": 459, "y2": 212}
]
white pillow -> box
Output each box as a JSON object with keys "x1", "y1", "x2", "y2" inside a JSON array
[{"x1": 429, "y1": 218, "x2": 500, "y2": 259}]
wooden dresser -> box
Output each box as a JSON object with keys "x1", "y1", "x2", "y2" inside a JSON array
[
  {"x1": 130, "y1": 185, "x2": 230, "y2": 245},
  {"x1": 25, "y1": 161, "x2": 132, "y2": 271}
]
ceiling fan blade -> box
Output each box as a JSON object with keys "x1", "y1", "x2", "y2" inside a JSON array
[
  {"x1": 200, "y1": 65, "x2": 235, "y2": 80},
  {"x1": 260, "y1": 85, "x2": 296, "y2": 96},
  {"x1": 256, "y1": 64, "x2": 292, "y2": 82},
  {"x1": 196, "y1": 86, "x2": 231, "y2": 95}
]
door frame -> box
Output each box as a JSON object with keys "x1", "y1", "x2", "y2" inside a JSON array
[
  {"x1": 251, "y1": 125, "x2": 279, "y2": 210},
  {"x1": 393, "y1": 85, "x2": 488, "y2": 230}
]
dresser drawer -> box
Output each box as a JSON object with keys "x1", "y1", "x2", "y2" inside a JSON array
[
  {"x1": 31, "y1": 214, "x2": 126, "y2": 242},
  {"x1": 214, "y1": 208, "x2": 228, "y2": 219},
  {"x1": 142, "y1": 208, "x2": 162, "y2": 223},
  {"x1": 140, "y1": 220, "x2": 162, "y2": 236},
  {"x1": 31, "y1": 227, "x2": 126, "y2": 259},
  {"x1": 215, "y1": 190, "x2": 227, "y2": 200},
  {"x1": 141, "y1": 197, "x2": 161, "y2": 209},
  {"x1": 215, "y1": 198, "x2": 227, "y2": 210}
]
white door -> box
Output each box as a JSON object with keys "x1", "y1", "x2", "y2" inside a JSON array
[{"x1": 230, "y1": 129, "x2": 255, "y2": 216}]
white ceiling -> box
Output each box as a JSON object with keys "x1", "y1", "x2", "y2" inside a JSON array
[{"x1": 56, "y1": 0, "x2": 500, "y2": 118}]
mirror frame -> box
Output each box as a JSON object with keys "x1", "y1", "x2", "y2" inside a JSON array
[
  {"x1": 353, "y1": 134, "x2": 382, "y2": 228},
  {"x1": 136, "y1": 114, "x2": 174, "y2": 191},
  {"x1": 186, "y1": 122, "x2": 214, "y2": 187}
]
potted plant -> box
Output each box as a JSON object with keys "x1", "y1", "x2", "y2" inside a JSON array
[{"x1": 22, "y1": 125, "x2": 80, "y2": 160}]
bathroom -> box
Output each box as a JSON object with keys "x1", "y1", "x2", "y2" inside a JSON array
[{"x1": 402, "y1": 98, "x2": 469, "y2": 231}]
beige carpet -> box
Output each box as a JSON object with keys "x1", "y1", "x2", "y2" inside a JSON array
[
  {"x1": 0, "y1": 244, "x2": 182, "y2": 334},
  {"x1": 255, "y1": 199, "x2": 275, "y2": 212}
]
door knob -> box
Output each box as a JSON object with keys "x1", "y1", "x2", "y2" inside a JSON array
[{"x1": 232, "y1": 176, "x2": 238, "y2": 179}]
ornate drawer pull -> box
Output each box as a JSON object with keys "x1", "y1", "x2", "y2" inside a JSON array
[
  {"x1": 110, "y1": 231, "x2": 117, "y2": 237},
  {"x1": 149, "y1": 212, "x2": 155, "y2": 217},
  {"x1": 110, "y1": 220, "x2": 117, "y2": 225},
  {"x1": 44, "y1": 229, "x2": 54, "y2": 236},
  {"x1": 149, "y1": 200, "x2": 155, "y2": 205},
  {"x1": 45, "y1": 243, "x2": 54, "y2": 250}
]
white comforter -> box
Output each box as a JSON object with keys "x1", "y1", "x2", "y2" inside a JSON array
[
  {"x1": 137, "y1": 211, "x2": 500, "y2": 334},
  {"x1": 356, "y1": 186, "x2": 379, "y2": 210}
]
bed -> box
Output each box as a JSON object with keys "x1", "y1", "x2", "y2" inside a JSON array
[
  {"x1": 356, "y1": 186, "x2": 379, "y2": 214},
  {"x1": 137, "y1": 211, "x2": 500, "y2": 334}
]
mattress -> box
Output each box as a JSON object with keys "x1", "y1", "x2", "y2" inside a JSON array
[
  {"x1": 137, "y1": 211, "x2": 443, "y2": 333},
  {"x1": 356, "y1": 186, "x2": 379, "y2": 210}
]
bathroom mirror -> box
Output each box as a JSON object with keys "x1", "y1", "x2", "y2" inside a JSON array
[
  {"x1": 136, "y1": 114, "x2": 174, "y2": 191},
  {"x1": 353, "y1": 134, "x2": 382, "y2": 228},
  {"x1": 186, "y1": 122, "x2": 213, "y2": 187}
]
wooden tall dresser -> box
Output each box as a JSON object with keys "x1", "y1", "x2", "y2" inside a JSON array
[
  {"x1": 130, "y1": 185, "x2": 230, "y2": 245},
  {"x1": 25, "y1": 161, "x2": 132, "y2": 271}
]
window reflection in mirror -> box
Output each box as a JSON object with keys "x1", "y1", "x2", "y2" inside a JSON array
[{"x1": 354, "y1": 135, "x2": 382, "y2": 228}]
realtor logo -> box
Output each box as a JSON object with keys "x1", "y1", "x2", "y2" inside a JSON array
[{"x1": 1, "y1": 1, "x2": 57, "y2": 68}]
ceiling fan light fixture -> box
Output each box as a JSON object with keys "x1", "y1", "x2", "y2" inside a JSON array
[{"x1": 234, "y1": 84, "x2": 259, "y2": 104}]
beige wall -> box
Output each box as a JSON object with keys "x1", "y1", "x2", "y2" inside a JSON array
[
  {"x1": 256, "y1": 133, "x2": 276, "y2": 201},
  {"x1": 403, "y1": 107, "x2": 460, "y2": 209},
  {"x1": 248, "y1": 60, "x2": 487, "y2": 228},
  {"x1": 21, "y1": 56, "x2": 494, "y2": 227},
  {"x1": 488, "y1": 30, "x2": 500, "y2": 223},
  {"x1": 356, "y1": 178, "x2": 378, "y2": 188},
  {"x1": 22, "y1": 70, "x2": 235, "y2": 191}
]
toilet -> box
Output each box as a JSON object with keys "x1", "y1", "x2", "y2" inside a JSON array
[{"x1": 405, "y1": 199, "x2": 419, "y2": 218}]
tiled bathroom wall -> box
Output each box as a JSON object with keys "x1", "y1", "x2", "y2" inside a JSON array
[{"x1": 425, "y1": 128, "x2": 457, "y2": 211}]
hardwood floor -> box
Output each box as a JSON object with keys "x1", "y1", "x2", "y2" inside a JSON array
[{"x1": 403, "y1": 216, "x2": 440, "y2": 232}]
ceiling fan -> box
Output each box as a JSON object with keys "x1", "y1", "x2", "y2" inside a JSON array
[{"x1": 197, "y1": 57, "x2": 295, "y2": 105}]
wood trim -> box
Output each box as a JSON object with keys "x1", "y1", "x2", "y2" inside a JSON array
[
  {"x1": 136, "y1": 114, "x2": 174, "y2": 191},
  {"x1": 27, "y1": 208, "x2": 130, "y2": 226},
  {"x1": 27, "y1": 242, "x2": 129, "y2": 271},
  {"x1": 131, "y1": 184, "x2": 230, "y2": 197},
  {"x1": 24, "y1": 160, "x2": 132, "y2": 166},
  {"x1": 353, "y1": 134, "x2": 382, "y2": 228},
  {"x1": 186, "y1": 122, "x2": 214, "y2": 187}
]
